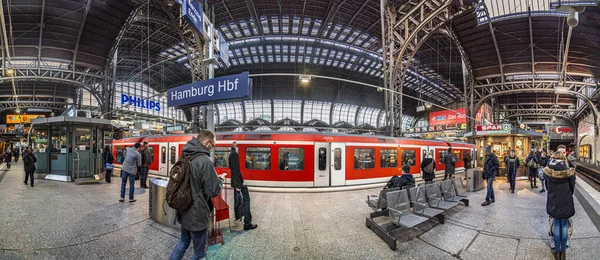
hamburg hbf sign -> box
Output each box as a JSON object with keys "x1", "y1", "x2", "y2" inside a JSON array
[{"x1": 167, "y1": 72, "x2": 251, "y2": 108}]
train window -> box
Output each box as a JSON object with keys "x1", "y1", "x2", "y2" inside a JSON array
[
  {"x1": 214, "y1": 147, "x2": 231, "y2": 168},
  {"x1": 116, "y1": 146, "x2": 127, "y2": 164},
  {"x1": 170, "y1": 146, "x2": 176, "y2": 165},
  {"x1": 453, "y1": 150, "x2": 462, "y2": 160},
  {"x1": 334, "y1": 148, "x2": 342, "y2": 170},
  {"x1": 354, "y1": 148, "x2": 374, "y2": 169},
  {"x1": 278, "y1": 148, "x2": 304, "y2": 170},
  {"x1": 402, "y1": 150, "x2": 416, "y2": 166},
  {"x1": 161, "y1": 147, "x2": 166, "y2": 164},
  {"x1": 318, "y1": 148, "x2": 327, "y2": 171},
  {"x1": 246, "y1": 147, "x2": 271, "y2": 170},
  {"x1": 380, "y1": 149, "x2": 398, "y2": 168},
  {"x1": 439, "y1": 150, "x2": 447, "y2": 164}
]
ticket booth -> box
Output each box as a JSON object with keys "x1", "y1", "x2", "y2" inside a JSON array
[{"x1": 30, "y1": 116, "x2": 114, "y2": 183}]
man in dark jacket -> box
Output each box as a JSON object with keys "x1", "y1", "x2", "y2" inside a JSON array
[
  {"x1": 544, "y1": 152, "x2": 576, "y2": 259},
  {"x1": 463, "y1": 152, "x2": 473, "y2": 170},
  {"x1": 170, "y1": 130, "x2": 225, "y2": 260},
  {"x1": 228, "y1": 141, "x2": 258, "y2": 230},
  {"x1": 139, "y1": 141, "x2": 153, "y2": 189},
  {"x1": 399, "y1": 164, "x2": 415, "y2": 188},
  {"x1": 504, "y1": 150, "x2": 520, "y2": 193},
  {"x1": 525, "y1": 150, "x2": 539, "y2": 189},
  {"x1": 23, "y1": 147, "x2": 36, "y2": 187},
  {"x1": 443, "y1": 148, "x2": 456, "y2": 180},
  {"x1": 482, "y1": 146, "x2": 499, "y2": 206},
  {"x1": 420, "y1": 152, "x2": 436, "y2": 183}
]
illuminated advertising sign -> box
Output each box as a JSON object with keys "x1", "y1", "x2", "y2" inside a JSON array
[
  {"x1": 476, "y1": 124, "x2": 512, "y2": 135},
  {"x1": 429, "y1": 108, "x2": 466, "y2": 126},
  {"x1": 549, "y1": 126, "x2": 574, "y2": 140},
  {"x1": 121, "y1": 95, "x2": 161, "y2": 111},
  {"x1": 6, "y1": 114, "x2": 46, "y2": 124}
]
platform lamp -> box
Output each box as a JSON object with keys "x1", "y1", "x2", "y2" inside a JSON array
[{"x1": 299, "y1": 75, "x2": 311, "y2": 84}]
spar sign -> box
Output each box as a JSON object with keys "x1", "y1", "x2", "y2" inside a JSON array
[{"x1": 476, "y1": 124, "x2": 512, "y2": 135}]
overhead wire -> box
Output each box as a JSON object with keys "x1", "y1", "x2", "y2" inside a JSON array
[{"x1": 0, "y1": 0, "x2": 19, "y2": 111}]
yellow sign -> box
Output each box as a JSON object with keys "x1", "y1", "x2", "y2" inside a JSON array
[{"x1": 6, "y1": 114, "x2": 45, "y2": 124}]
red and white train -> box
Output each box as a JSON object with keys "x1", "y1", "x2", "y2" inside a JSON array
[{"x1": 112, "y1": 132, "x2": 476, "y2": 187}]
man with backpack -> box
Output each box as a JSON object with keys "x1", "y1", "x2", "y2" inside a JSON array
[
  {"x1": 504, "y1": 150, "x2": 520, "y2": 193},
  {"x1": 420, "y1": 151, "x2": 436, "y2": 183},
  {"x1": 139, "y1": 141, "x2": 153, "y2": 189},
  {"x1": 168, "y1": 130, "x2": 226, "y2": 260},
  {"x1": 525, "y1": 150, "x2": 539, "y2": 189},
  {"x1": 443, "y1": 148, "x2": 456, "y2": 180},
  {"x1": 228, "y1": 141, "x2": 258, "y2": 230}
]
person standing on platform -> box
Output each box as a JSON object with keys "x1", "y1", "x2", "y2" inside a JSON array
[
  {"x1": 544, "y1": 151, "x2": 576, "y2": 260},
  {"x1": 526, "y1": 150, "x2": 539, "y2": 189},
  {"x1": 169, "y1": 130, "x2": 225, "y2": 260},
  {"x1": 23, "y1": 147, "x2": 36, "y2": 187},
  {"x1": 482, "y1": 146, "x2": 499, "y2": 206},
  {"x1": 463, "y1": 152, "x2": 473, "y2": 170},
  {"x1": 228, "y1": 141, "x2": 258, "y2": 230},
  {"x1": 104, "y1": 145, "x2": 114, "y2": 184},
  {"x1": 13, "y1": 147, "x2": 19, "y2": 163},
  {"x1": 120, "y1": 142, "x2": 141, "y2": 203},
  {"x1": 504, "y1": 150, "x2": 520, "y2": 193},
  {"x1": 140, "y1": 141, "x2": 153, "y2": 189},
  {"x1": 420, "y1": 152, "x2": 436, "y2": 184},
  {"x1": 443, "y1": 148, "x2": 456, "y2": 180},
  {"x1": 539, "y1": 152, "x2": 549, "y2": 193},
  {"x1": 4, "y1": 148, "x2": 12, "y2": 169}
]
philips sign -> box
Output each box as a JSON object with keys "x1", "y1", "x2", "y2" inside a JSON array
[
  {"x1": 121, "y1": 94, "x2": 161, "y2": 111},
  {"x1": 167, "y1": 72, "x2": 251, "y2": 108}
]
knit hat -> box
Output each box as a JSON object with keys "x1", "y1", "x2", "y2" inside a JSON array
[{"x1": 485, "y1": 146, "x2": 492, "y2": 152}]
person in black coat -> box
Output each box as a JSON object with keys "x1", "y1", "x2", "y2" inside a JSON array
[
  {"x1": 539, "y1": 152, "x2": 549, "y2": 193},
  {"x1": 420, "y1": 152, "x2": 436, "y2": 183},
  {"x1": 4, "y1": 148, "x2": 12, "y2": 169},
  {"x1": 23, "y1": 147, "x2": 37, "y2": 187},
  {"x1": 482, "y1": 146, "x2": 499, "y2": 206},
  {"x1": 504, "y1": 150, "x2": 520, "y2": 193},
  {"x1": 227, "y1": 142, "x2": 257, "y2": 230},
  {"x1": 544, "y1": 151, "x2": 576, "y2": 259},
  {"x1": 525, "y1": 150, "x2": 539, "y2": 188},
  {"x1": 104, "y1": 145, "x2": 114, "y2": 183}
]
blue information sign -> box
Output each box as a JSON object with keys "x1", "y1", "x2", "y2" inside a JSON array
[
  {"x1": 167, "y1": 72, "x2": 251, "y2": 108},
  {"x1": 182, "y1": 0, "x2": 203, "y2": 35}
]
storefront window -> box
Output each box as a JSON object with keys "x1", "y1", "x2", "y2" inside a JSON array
[
  {"x1": 278, "y1": 148, "x2": 304, "y2": 170},
  {"x1": 380, "y1": 149, "x2": 398, "y2": 168},
  {"x1": 354, "y1": 148, "x2": 374, "y2": 169},
  {"x1": 214, "y1": 147, "x2": 231, "y2": 168},
  {"x1": 246, "y1": 147, "x2": 271, "y2": 170}
]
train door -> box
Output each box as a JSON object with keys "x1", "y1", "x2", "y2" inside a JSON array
[
  {"x1": 419, "y1": 146, "x2": 431, "y2": 178},
  {"x1": 314, "y1": 143, "x2": 330, "y2": 187},
  {"x1": 331, "y1": 143, "x2": 346, "y2": 186},
  {"x1": 167, "y1": 142, "x2": 179, "y2": 175},
  {"x1": 158, "y1": 143, "x2": 169, "y2": 176}
]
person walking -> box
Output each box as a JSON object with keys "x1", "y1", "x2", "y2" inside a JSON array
[
  {"x1": 544, "y1": 151, "x2": 576, "y2": 260},
  {"x1": 443, "y1": 148, "x2": 456, "y2": 180},
  {"x1": 228, "y1": 141, "x2": 258, "y2": 230},
  {"x1": 539, "y1": 152, "x2": 549, "y2": 193},
  {"x1": 482, "y1": 146, "x2": 499, "y2": 206},
  {"x1": 13, "y1": 147, "x2": 19, "y2": 163},
  {"x1": 526, "y1": 150, "x2": 539, "y2": 188},
  {"x1": 169, "y1": 130, "x2": 225, "y2": 260},
  {"x1": 23, "y1": 147, "x2": 37, "y2": 187},
  {"x1": 140, "y1": 141, "x2": 153, "y2": 188},
  {"x1": 463, "y1": 152, "x2": 473, "y2": 170},
  {"x1": 504, "y1": 150, "x2": 520, "y2": 193},
  {"x1": 120, "y1": 143, "x2": 141, "y2": 203},
  {"x1": 420, "y1": 152, "x2": 436, "y2": 184},
  {"x1": 104, "y1": 145, "x2": 114, "y2": 184},
  {"x1": 5, "y1": 148, "x2": 12, "y2": 169}
]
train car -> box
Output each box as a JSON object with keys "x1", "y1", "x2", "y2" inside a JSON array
[{"x1": 111, "y1": 132, "x2": 476, "y2": 188}]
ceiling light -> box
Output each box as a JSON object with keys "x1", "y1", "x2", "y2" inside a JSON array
[
  {"x1": 425, "y1": 103, "x2": 432, "y2": 108},
  {"x1": 15, "y1": 108, "x2": 20, "y2": 113},
  {"x1": 299, "y1": 75, "x2": 311, "y2": 83},
  {"x1": 555, "y1": 87, "x2": 569, "y2": 94},
  {"x1": 5, "y1": 67, "x2": 14, "y2": 77}
]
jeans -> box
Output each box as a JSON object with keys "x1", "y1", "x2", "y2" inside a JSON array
[
  {"x1": 24, "y1": 171, "x2": 34, "y2": 187},
  {"x1": 541, "y1": 176, "x2": 546, "y2": 191},
  {"x1": 120, "y1": 171, "x2": 135, "y2": 200},
  {"x1": 241, "y1": 186, "x2": 253, "y2": 227},
  {"x1": 553, "y1": 218, "x2": 569, "y2": 252},
  {"x1": 169, "y1": 226, "x2": 208, "y2": 260},
  {"x1": 528, "y1": 168, "x2": 537, "y2": 187},
  {"x1": 140, "y1": 167, "x2": 149, "y2": 187},
  {"x1": 485, "y1": 177, "x2": 495, "y2": 202},
  {"x1": 507, "y1": 171, "x2": 516, "y2": 191}
]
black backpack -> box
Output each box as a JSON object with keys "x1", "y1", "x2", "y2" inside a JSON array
[
  {"x1": 386, "y1": 175, "x2": 401, "y2": 189},
  {"x1": 166, "y1": 154, "x2": 202, "y2": 211}
]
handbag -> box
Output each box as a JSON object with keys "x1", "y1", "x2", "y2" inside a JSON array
[{"x1": 105, "y1": 152, "x2": 114, "y2": 171}]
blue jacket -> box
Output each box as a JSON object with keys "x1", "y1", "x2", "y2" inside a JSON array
[{"x1": 484, "y1": 153, "x2": 499, "y2": 179}]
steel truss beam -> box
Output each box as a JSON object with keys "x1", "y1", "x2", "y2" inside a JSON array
[
  {"x1": 381, "y1": 0, "x2": 475, "y2": 137},
  {"x1": 0, "y1": 95, "x2": 69, "y2": 112}
]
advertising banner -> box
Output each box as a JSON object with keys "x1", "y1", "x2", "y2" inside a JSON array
[
  {"x1": 6, "y1": 114, "x2": 45, "y2": 124},
  {"x1": 167, "y1": 72, "x2": 251, "y2": 108},
  {"x1": 548, "y1": 126, "x2": 574, "y2": 140},
  {"x1": 429, "y1": 108, "x2": 466, "y2": 126},
  {"x1": 476, "y1": 124, "x2": 512, "y2": 135}
]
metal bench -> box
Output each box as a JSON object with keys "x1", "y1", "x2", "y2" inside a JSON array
[
  {"x1": 408, "y1": 186, "x2": 445, "y2": 223},
  {"x1": 424, "y1": 182, "x2": 459, "y2": 210},
  {"x1": 451, "y1": 178, "x2": 470, "y2": 206},
  {"x1": 387, "y1": 190, "x2": 429, "y2": 228},
  {"x1": 366, "y1": 187, "x2": 400, "y2": 211}
]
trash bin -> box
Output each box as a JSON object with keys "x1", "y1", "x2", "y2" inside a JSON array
[
  {"x1": 149, "y1": 178, "x2": 180, "y2": 228},
  {"x1": 466, "y1": 168, "x2": 485, "y2": 192}
]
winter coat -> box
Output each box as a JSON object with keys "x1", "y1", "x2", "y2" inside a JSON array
[
  {"x1": 140, "y1": 147, "x2": 153, "y2": 167},
  {"x1": 398, "y1": 173, "x2": 415, "y2": 188},
  {"x1": 420, "y1": 157, "x2": 436, "y2": 181},
  {"x1": 121, "y1": 147, "x2": 141, "y2": 174},
  {"x1": 23, "y1": 151, "x2": 37, "y2": 172},
  {"x1": 504, "y1": 155, "x2": 520, "y2": 175},
  {"x1": 444, "y1": 153, "x2": 456, "y2": 174},
  {"x1": 177, "y1": 137, "x2": 223, "y2": 232},
  {"x1": 539, "y1": 156, "x2": 549, "y2": 168},
  {"x1": 544, "y1": 158, "x2": 576, "y2": 219},
  {"x1": 525, "y1": 154, "x2": 539, "y2": 169},
  {"x1": 483, "y1": 153, "x2": 499, "y2": 179},
  {"x1": 228, "y1": 147, "x2": 244, "y2": 189},
  {"x1": 463, "y1": 154, "x2": 472, "y2": 169},
  {"x1": 104, "y1": 150, "x2": 114, "y2": 164}
]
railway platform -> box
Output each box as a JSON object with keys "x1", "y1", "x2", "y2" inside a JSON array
[{"x1": 2, "y1": 161, "x2": 600, "y2": 259}]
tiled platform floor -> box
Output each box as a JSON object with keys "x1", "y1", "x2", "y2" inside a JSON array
[{"x1": 1, "y1": 161, "x2": 600, "y2": 259}]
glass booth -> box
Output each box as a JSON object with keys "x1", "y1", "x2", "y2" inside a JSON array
[{"x1": 30, "y1": 116, "x2": 114, "y2": 182}]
